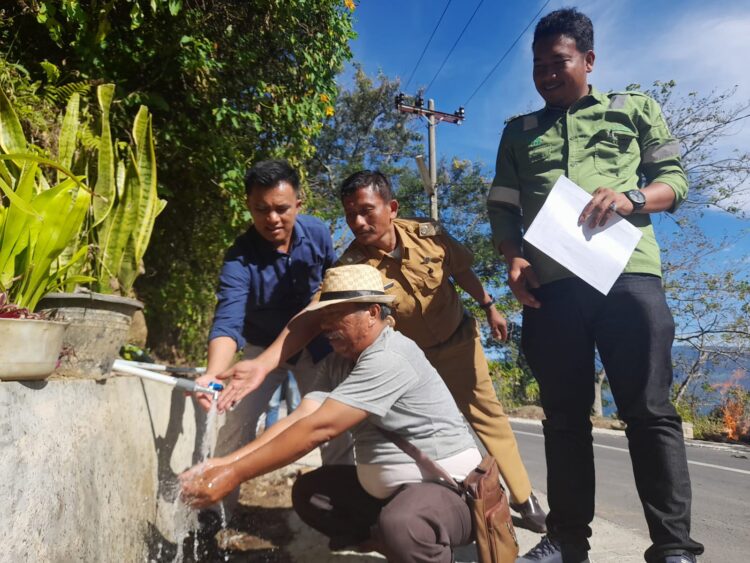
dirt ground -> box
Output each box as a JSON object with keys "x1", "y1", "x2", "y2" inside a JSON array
[
  {"x1": 182, "y1": 461, "x2": 384, "y2": 563},
  {"x1": 197, "y1": 467, "x2": 300, "y2": 562}
]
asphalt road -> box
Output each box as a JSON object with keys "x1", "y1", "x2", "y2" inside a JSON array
[{"x1": 511, "y1": 419, "x2": 750, "y2": 563}]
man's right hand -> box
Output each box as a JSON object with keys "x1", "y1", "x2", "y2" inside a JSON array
[
  {"x1": 507, "y1": 256, "x2": 541, "y2": 308},
  {"x1": 216, "y1": 359, "x2": 270, "y2": 413}
]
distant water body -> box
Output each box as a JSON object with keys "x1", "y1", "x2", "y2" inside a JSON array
[{"x1": 602, "y1": 347, "x2": 749, "y2": 417}]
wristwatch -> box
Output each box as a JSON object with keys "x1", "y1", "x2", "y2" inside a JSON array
[
  {"x1": 624, "y1": 189, "x2": 646, "y2": 211},
  {"x1": 479, "y1": 296, "x2": 496, "y2": 310}
]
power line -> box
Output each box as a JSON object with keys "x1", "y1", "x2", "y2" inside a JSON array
[
  {"x1": 403, "y1": 0, "x2": 453, "y2": 92},
  {"x1": 463, "y1": 0, "x2": 552, "y2": 107},
  {"x1": 424, "y1": 0, "x2": 485, "y2": 95}
]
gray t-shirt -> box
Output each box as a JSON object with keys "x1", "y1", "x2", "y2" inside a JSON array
[{"x1": 306, "y1": 326, "x2": 475, "y2": 465}]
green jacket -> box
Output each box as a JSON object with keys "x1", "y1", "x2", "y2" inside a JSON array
[{"x1": 487, "y1": 86, "x2": 686, "y2": 285}]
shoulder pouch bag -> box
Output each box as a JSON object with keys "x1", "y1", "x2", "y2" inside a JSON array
[{"x1": 379, "y1": 428, "x2": 518, "y2": 563}]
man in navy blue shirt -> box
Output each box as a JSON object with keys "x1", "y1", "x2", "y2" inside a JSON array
[{"x1": 194, "y1": 160, "x2": 353, "y2": 516}]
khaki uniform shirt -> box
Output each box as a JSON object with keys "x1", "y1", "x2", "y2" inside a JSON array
[
  {"x1": 487, "y1": 87, "x2": 687, "y2": 285},
  {"x1": 338, "y1": 218, "x2": 473, "y2": 349}
]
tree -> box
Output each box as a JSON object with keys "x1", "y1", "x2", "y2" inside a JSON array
[
  {"x1": 637, "y1": 81, "x2": 750, "y2": 415},
  {"x1": 306, "y1": 65, "x2": 423, "y2": 248},
  {"x1": 1, "y1": 1, "x2": 355, "y2": 360}
]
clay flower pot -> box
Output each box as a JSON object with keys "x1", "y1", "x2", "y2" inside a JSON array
[{"x1": 36, "y1": 291, "x2": 143, "y2": 379}]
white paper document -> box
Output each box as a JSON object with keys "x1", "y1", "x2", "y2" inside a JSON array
[{"x1": 523, "y1": 175, "x2": 643, "y2": 295}]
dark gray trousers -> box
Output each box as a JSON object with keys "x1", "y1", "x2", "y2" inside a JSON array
[
  {"x1": 292, "y1": 465, "x2": 473, "y2": 562},
  {"x1": 522, "y1": 274, "x2": 704, "y2": 562}
]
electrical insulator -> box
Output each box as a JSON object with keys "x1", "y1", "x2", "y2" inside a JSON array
[
  {"x1": 415, "y1": 95, "x2": 424, "y2": 109},
  {"x1": 455, "y1": 107, "x2": 465, "y2": 119}
]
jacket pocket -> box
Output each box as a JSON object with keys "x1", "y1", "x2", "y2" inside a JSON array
[{"x1": 594, "y1": 128, "x2": 638, "y2": 178}]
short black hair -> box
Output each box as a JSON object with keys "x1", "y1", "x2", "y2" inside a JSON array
[
  {"x1": 533, "y1": 8, "x2": 594, "y2": 53},
  {"x1": 244, "y1": 160, "x2": 300, "y2": 196},
  {"x1": 354, "y1": 302, "x2": 392, "y2": 320},
  {"x1": 339, "y1": 170, "x2": 393, "y2": 202},
  {"x1": 379, "y1": 304, "x2": 392, "y2": 320}
]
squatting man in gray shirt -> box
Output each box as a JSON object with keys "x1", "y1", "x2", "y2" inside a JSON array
[{"x1": 180, "y1": 264, "x2": 481, "y2": 561}]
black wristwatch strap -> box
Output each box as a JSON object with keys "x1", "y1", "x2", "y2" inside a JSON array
[
  {"x1": 479, "y1": 296, "x2": 496, "y2": 310},
  {"x1": 625, "y1": 189, "x2": 646, "y2": 210}
]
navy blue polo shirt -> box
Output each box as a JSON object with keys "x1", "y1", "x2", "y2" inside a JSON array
[{"x1": 209, "y1": 214, "x2": 335, "y2": 363}]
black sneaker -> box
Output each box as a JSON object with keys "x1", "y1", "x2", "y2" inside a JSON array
[
  {"x1": 510, "y1": 492, "x2": 547, "y2": 533},
  {"x1": 516, "y1": 535, "x2": 590, "y2": 563}
]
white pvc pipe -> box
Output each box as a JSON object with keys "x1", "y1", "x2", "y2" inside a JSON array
[
  {"x1": 119, "y1": 359, "x2": 206, "y2": 374},
  {"x1": 112, "y1": 359, "x2": 216, "y2": 395},
  {"x1": 120, "y1": 360, "x2": 169, "y2": 372}
]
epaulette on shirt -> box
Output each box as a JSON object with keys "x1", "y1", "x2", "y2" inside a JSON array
[
  {"x1": 606, "y1": 90, "x2": 649, "y2": 110},
  {"x1": 505, "y1": 110, "x2": 544, "y2": 131},
  {"x1": 402, "y1": 217, "x2": 444, "y2": 238},
  {"x1": 418, "y1": 221, "x2": 442, "y2": 237},
  {"x1": 504, "y1": 112, "x2": 526, "y2": 125}
]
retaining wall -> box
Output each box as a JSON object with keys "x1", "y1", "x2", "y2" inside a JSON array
[{"x1": 0, "y1": 375, "x2": 203, "y2": 562}]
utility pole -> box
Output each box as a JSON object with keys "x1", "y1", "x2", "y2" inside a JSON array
[
  {"x1": 395, "y1": 93, "x2": 464, "y2": 221},
  {"x1": 428, "y1": 99, "x2": 438, "y2": 220}
]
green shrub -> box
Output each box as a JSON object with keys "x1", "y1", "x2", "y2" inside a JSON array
[{"x1": 692, "y1": 416, "x2": 726, "y2": 441}]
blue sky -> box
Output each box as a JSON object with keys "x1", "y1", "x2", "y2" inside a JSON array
[{"x1": 346, "y1": 0, "x2": 749, "y2": 269}]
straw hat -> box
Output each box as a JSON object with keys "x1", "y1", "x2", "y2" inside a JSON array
[{"x1": 306, "y1": 264, "x2": 395, "y2": 312}]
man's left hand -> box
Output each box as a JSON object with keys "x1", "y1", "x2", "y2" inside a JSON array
[
  {"x1": 578, "y1": 187, "x2": 633, "y2": 228},
  {"x1": 486, "y1": 306, "x2": 508, "y2": 341},
  {"x1": 179, "y1": 463, "x2": 239, "y2": 509}
]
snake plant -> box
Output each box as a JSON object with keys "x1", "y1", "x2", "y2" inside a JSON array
[
  {"x1": 88, "y1": 84, "x2": 166, "y2": 294},
  {"x1": 0, "y1": 82, "x2": 165, "y2": 309},
  {"x1": 0, "y1": 88, "x2": 92, "y2": 310}
]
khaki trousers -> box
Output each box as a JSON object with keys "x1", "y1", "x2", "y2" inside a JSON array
[{"x1": 423, "y1": 315, "x2": 532, "y2": 503}]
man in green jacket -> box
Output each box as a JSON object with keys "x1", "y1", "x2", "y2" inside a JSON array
[{"x1": 488, "y1": 8, "x2": 704, "y2": 563}]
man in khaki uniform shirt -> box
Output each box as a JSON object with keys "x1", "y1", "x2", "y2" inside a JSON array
[{"x1": 336, "y1": 170, "x2": 545, "y2": 531}]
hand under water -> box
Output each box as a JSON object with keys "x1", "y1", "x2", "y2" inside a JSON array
[{"x1": 179, "y1": 460, "x2": 238, "y2": 509}]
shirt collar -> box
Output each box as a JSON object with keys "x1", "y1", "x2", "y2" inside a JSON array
[
  {"x1": 394, "y1": 220, "x2": 419, "y2": 250},
  {"x1": 587, "y1": 86, "x2": 608, "y2": 106},
  {"x1": 358, "y1": 220, "x2": 411, "y2": 261},
  {"x1": 248, "y1": 217, "x2": 306, "y2": 255},
  {"x1": 289, "y1": 218, "x2": 307, "y2": 250},
  {"x1": 354, "y1": 325, "x2": 391, "y2": 364},
  {"x1": 544, "y1": 85, "x2": 606, "y2": 114}
]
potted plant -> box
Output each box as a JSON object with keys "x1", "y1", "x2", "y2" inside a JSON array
[
  {"x1": 0, "y1": 293, "x2": 68, "y2": 381},
  {"x1": 0, "y1": 88, "x2": 92, "y2": 380},
  {"x1": 34, "y1": 83, "x2": 166, "y2": 378}
]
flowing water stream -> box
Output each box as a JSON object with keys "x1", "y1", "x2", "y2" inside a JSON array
[{"x1": 171, "y1": 399, "x2": 228, "y2": 562}]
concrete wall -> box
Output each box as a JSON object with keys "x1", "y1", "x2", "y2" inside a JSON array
[{"x1": 0, "y1": 375, "x2": 204, "y2": 562}]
